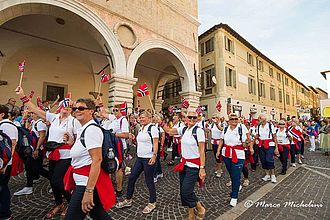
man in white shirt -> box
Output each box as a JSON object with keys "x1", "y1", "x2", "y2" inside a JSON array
[
  {"x1": 168, "y1": 114, "x2": 184, "y2": 166},
  {"x1": 0, "y1": 104, "x2": 18, "y2": 219}
]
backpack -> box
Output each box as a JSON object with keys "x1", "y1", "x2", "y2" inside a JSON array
[
  {"x1": 0, "y1": 130, "x2": 12, "y2": 169},
  {"x1": 257, "y1": 122, "x2": 273, "y2": 139},
  {"x1": 182, "y1": 126, "x2": 199, "y2": 146},
  {"x1": 81, "y1": 124, "x2": 123, "y2": 174},
  {"x1": 224, "y1": 124, "x2": 243, "y2": 143},
  {"x1": 146, "y1": 124, "x2": 156, "y2": 144},
  {"x1": 0, "y1": 121, "x2": 34, "y2": 159}
]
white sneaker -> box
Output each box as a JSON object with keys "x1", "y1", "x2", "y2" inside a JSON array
[
  {"x1": 157, "y1": 173, "x2": 163, "y2": 178},
  {"x1": 214, "y1": 170, "x2": 218, "y2": 175},
  {"x1": 216, "y1": 172, "x2": 222, "y2": 178},
  {"x1": 301, "y1": 155, "x2": 305, "y2": 159},
  {"x1": 48, "y1": 188, "x2": 53, "y2": 194},
  {"x1": 230, "y1": 198, "x2": 237, "y2": 207},
  {"x1": 239, "y1": 185, "x2": 242, "y2": 191},
  {"x1": 167, "y1": 148, "x2": 172, "y2": 152},
  {"x1": 262, "y1": 175, "x2": 271, "y2": 182},
  {"x1": 154, "y1": 177, "x2": 158, "y2": 183},
  {"x1": 14, "y1": 187, "x2": 33, "y2": 196},
  {"x1": 271, "y1": 175, "x2": 277, "y2": 183},
  {"x1": 298, "y1": 159, "x2": 302, "y2": 164},
  {"x1": 291, "y1": 163, "x2": 296, "y2": 167}
]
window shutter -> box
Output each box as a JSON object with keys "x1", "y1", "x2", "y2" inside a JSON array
[
  {"x1": 225, "y1": 67, "x2": 230, "y2": 86},
  {"x1": 211, "y1": 38, "x2": 214, "y2": 52},
  {"x1": 233, "y1": 70, "x2": 236, "y2": 88},
  {"x1": 201, "y1": 43, "x2": 204, "y2": 56},
  {"x1": 224, "y1": 36, "x2": 228, "y2": 50},
  {"x1": 201, "y1": 72, "x2": 205, "y2": 91},
  {"x1": 231, "y1": 41, "x2": 235, "y2": 54}
]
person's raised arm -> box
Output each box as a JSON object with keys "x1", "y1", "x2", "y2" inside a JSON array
[{"x1": 49, "y1": 94, "x2": 60, "y2": 109}]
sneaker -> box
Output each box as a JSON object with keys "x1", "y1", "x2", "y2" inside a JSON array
[
  {"x1": 280, "y1": 170, "x2": 286, "y2": 175},
  {"x1": 251, "y1": 169, "x2": 256, "y2": 172},
  {"x1": 216, "y1": 172, "x2": 222, "y2": 178},
  {"x1": 262, "y1": 175, "x2": 271, "y2": 182},
  {"x1": 214, "y1": 170, "x2": 218, "y2": 175},
  {"x1": 291, "y1": 163, "x2": 296, "y2": 167},
  {"x1": 14, "y1": 187, "x2": 33, "y2": 196},
  {"x1": 48, "y1": 188, "x2": 53, "y2": 194},
  {"x1": 157, "y1": 173, "x2": 163, "y2": 178},
  {"x1": 271, "y1": 175, "x2": 277, "y2": 183},
  {"x1": 301, "y1": 155, "x2": 304, "y2": 159},
  {"x1": 298, "y1": 159, "x2": 302, "y2": 164},
  {"x1": 154, "y1": 177, "x2": 158, "y2": 183},
  {"x1": 239, "y1": 185, "x2": 242, "y2": 191},
  {"x1": 230, "y1": 198, "x2": 237, "y2": 207},
  {"x1": 243, "y1": 179, "x2": 249, "y2": 187},
  {"x1": 167, "y1": 148, "x2": 172, "y2": 152},
  {"x1": 116, "y1": 199, "x2": 132, "y2": 209},
  {"x1": 226, "y1": 181, "x2": 232, "y2": 187}
]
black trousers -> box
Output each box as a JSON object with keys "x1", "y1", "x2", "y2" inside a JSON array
[
  {"x1": 251, "y1": 144, "x2": 259, "y2": 170},
  {"x1": 172, "y1": 143, "x2": 180, "y2": 161},
  {"x1": 49, "y1": 159, "x2": 72, "y2": 205},
  {"x1": 0, "y1": 165, "x2": 12, "y2": 219},
  {"x1": 65, "y1": 186, "x2": 111, "y2": 220},
  {"x1": 290, "y1": 144, "x2": 296, "y2": 163},
  {"x1": 25, "y1": 150, "x2": 49, "y2": 187},
  {"x1": 179, "y1": 166, "x2": 199, "y2": 208},
  {"x1": 279, "y1": 147, "x2": 289, "y2": 171}
]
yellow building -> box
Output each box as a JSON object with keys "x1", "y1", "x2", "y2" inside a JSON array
[
  {"x1": 198, "y1": 23, "x2": 316, "y2": 120},
  {"x1": 0, "y1": 0, "x2": 200, "y2": 111}
]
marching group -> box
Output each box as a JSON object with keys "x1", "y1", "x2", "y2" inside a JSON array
[{"x1": 0, "y1": 86, "x2": 327, "y2": 220}]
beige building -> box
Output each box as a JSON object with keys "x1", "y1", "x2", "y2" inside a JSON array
[
  {"x1": 198, "y1": 23, "x2": 324, "y2": 120},
  {"x1": 0, "y1": 0, "x2": 200, "y2": 111}
]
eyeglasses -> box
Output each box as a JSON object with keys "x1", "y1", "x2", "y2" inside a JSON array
[
  {"x1": 113, "y1": 109, "x2": 119, "y2": 112},
  {"x1": 279, "y1": 123, "x2": 285, "y2": 125},
  {"x1": 187, "y1": 116, "x2": 197, "y2": 120},
  {"x1": 72, "y1": 106, "x2": 90, "y2": 111},
  {"x1": 229, "y1": 118, "x2": 239, "y2": 121}
]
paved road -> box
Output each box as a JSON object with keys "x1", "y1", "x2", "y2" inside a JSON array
[{"x1": 9, "y1": 148, "x2": 329, "y2": 219}]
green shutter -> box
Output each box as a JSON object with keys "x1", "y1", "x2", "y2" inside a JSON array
[{"x1": 233, "y1": 70, "x2": 236, "y2": 88}]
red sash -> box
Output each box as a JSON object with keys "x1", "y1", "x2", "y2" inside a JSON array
[
  {"x1": 278, "y1": 144, "x2": 291, "y2": 159},
  {"x1": 244, "y1": 149, "x2": 254, "y2": 166},
  {"x1": 48, "y1": 144, "x2": 71, "y2": 161},
  {"x1": 173, "y1": 157, "x2": 201, "y2": 172},
  {"x1": 10, "y1": 151, "x2": 24, "y2": 176},
  {"x1": 64, "y1": 165, "x2": 116, "y2": 211},
  {"x1": 223, "y1": 144, "x2": 244, "y2": 163},
  {"x1": 257, "y1": 139, "x2": 273, "y2": 149},
  {"x1": 212, "y1": 138, "x2": 220, "y2": 145}
]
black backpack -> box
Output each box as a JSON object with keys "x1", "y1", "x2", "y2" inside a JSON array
[
  {"x1": 257, "y1": 122, "x2": 273, "y2": 139},
  {"x1": 0, "y1": 130, "x2": 12, "y2": 169},
  {"x1": 224, "y1": 124, "x2": 243, "y2": 143},
  {"x1": 182, "y1": 126, "x2": 199, "y2": 146},
  {"x1": 81, "y1": 124, "x2": 123, "y2": 174},
  {"x1": 0, "y1": 121, "x2": 33, "y2": 159}
]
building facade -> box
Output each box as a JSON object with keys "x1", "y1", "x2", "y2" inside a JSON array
[
  {"x1": 198, "y1": 23, "x2": 326, "y2": 120},
  {"x1": 0, "y1": 0, "x2": 200, "y2": 111}
]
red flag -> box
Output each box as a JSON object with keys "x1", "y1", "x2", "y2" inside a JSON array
[
  {"x1": 216, "y1": 100, "x2": 222, "y2": 112},
  {"x1": 56, "y1": 93, "x2": 71, "y2": 113},
  {"x1": 181, "y1": 97, "x2": 189, "y2": 109},
  {"x1": 120, "y1": 101, "x2": 128, "y2": 116},
  {"x1": 18, "y1": 61, "x2": 25, "y2": 73},
  {"x1": 195, "y1": 105, "x2": 203, "y2": 115},
  {"x1": 37, "y1": 97, "x2": 43, "y2": 109},
  {"x1": 137, "y1": 83, "x2": 149, "y2": 97},
  {"x1": 168, "y1": 105, "x2": 175, "y2": 113},
  {"x1": 100, "y1": 71, "x2": 111, "y2": 83},
  {"x1": 28, "y1": 90, "x2": 35, "y2": 99}
]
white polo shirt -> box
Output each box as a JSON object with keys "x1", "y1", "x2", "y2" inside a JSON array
[
  {"x1": 258, "y1": 123, "x2": 276, "y2": 140},
  {"x1": 136, "y1": 123, "x2": 158, "y2": 158},
  {"x1": 107, "y1": 116, "x2": 129, "y2": 150},
  {"x1": 31, "y1": 119, "x2": 47, "y2": 138},
  {"x1": 211, "y1": 122, "x2": 222, "y2": 140},
  {"x1": 173, "y1": 122, "x2": 184, "y2": 138},
  {"x1": 0, "y1": 119, "x2": 18, "y2": 165},
  {"x1": 276, "y1": 128, "x2": 290, "y2": 145},
  {"x1": 250, "y1": 126, "x2": 257, "y2": 140},
  {"x1": 197, "y1": 120, "x2": 205, "y2": 130},
  {"x1": 46, "y1": 112, "x2": 81, "y2": 159},
  {"x1": 177, "y1": 125, "x2": 205, "y2": 168},
  {"x1": 221, "y1": 124, "x2": 248, "y2": 160},
  {"x1": 70, "y1": 120, "x2": 103, "y2": 186}
]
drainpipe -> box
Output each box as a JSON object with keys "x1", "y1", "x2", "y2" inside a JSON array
[
  {"x1": 282, "y1": 74, "x2": 286, "y2": 116},
  {"x1": 256, "y1": 55, "x2": 260, "y2": 101}
]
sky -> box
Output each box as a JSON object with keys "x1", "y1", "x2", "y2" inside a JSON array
[{"x1": 198, "y1": 0, "x2": 330, "y2": 91}]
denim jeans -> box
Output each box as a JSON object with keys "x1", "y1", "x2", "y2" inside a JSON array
[
  {"x1": 212, "y1": 144, "x2": 221, "y2": 163},
  {"x1": 0, "y1": 165, "x2": 12, "y2": 219},
  {"x1": 126, "y1": 157, "x2": 156, "y2": 203},
  {"x1": 154, "y1": 145, "x2": 162, "y2": 177},
  {"x1": 64, "y1": 186, "x2": 111, "y2": 220},
  {"x1": 290, "y1": 144, "x2": 296, "y2": 163},
  {"x1": 223, "y1": 157, "x2": 244, "y2": 199},
  {"x1": 179, "y1": 166, "x2": 199, "y2": 208},
  {"x1": 258, "y1": 146, "x2": 275, "y2": 170}
]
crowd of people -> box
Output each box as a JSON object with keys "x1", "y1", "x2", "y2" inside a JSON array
[{"x1": 0, "y1": 86, "x2": 328, "y2": 220}]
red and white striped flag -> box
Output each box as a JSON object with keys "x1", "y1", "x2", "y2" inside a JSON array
[
  {"x1": 168, "y1": 105, "x2": 175, "y2": 113},
  {"x1": 100, "y1": 71, "x2": 111, "y2": 83},
  {"x1": 56, "y1": 93, "x2": 71, "y2": 113},
  {"x1": 216, "y1": 100, "x2": 222, "y2": 112},
  {"x1": 181, "y1": 97, "x2": 189, "y2": 109},
  {"x1": 18, "y1": 61, "x2": 26, "y2": 73},
  {"x1": 37, "y1": 97, "x2": 43, "y2": 110},
  {"x1": 137, "y1": 83, "x2": 149, "y2": 97},
  {"x1": 120, "y1": 101, "x2": 128, "y2": 116},
  {"x1": 195, "y1": 105, "x2": 203, "y2": 115}
]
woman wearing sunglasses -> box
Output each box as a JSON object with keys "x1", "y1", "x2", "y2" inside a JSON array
[
  {"x1": 163, "y1": 111, "x2": 206, "y2": 220},
  {"x1": 64, "y1": 99, "x2": 115, "y2": 219},
  {"x1": 116, "y1": 110, "x2": 159, "y2": 214},
  {"x1": 276, "y1": 120, "x2": 292, "y2": 175},
  {"x1": 216, "y1": 113, "x2": 252, "y2": 207},
  {"x1": 15, "y1": 86, "x2": 80, "y2": 219}
]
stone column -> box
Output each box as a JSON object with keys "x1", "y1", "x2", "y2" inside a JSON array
[
  {"x1": 108, "y1": 74, "x2": 138, "y2": 112},
  {"x1": 154, "y1": 99, "x2": 164, "y2": 113},
  {"x1": 179, "y1": 91, "x2": 202, "y2": 111}
]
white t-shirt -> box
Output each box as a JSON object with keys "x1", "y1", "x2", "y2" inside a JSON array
[
  {"x1": 107, "y1": 116, "x2": 129, "y2": 150},
  {"x1": 211, "y1": 122, "x2": 222, "y2": 140},
  {"x1": 46, "y1": 112, "x2": 81, "y2": 159},
  {"x1": 70, "y1": 120, "x2": 103, "y2": 186},
  {"x1": 136, "y1": 123, "x2": 158, "y2": 158},
  {"x1": 31, "y1": 119, "x2": 47, "y2": 138},
  {"x1": 276, "y1": 128, "x2": 290, "y2": 145},
  {"x1": 221, "y1": 124, "x2": 248, "y2": 160},
  {"x1": 177, "y1": 125, "x2": 205, "y2": 168},
  {"x1": 13, "y1": 121, "x2": 21, "y2": 127},
  {"x1": 250, "y1": 126, "x2": 257, "y2": 140},
  {"x1": 257, "y1": 123, "x2": 276, "y2": 140},
  {"x1": 173, "y1": 122, "x2": 184, "y2": 138},
  {"x1": 197, "y1": 120, "x2": 205, "y2": 130},
  {"x1": 0, "y1": 119, "x2": 18, "y2": 165}
]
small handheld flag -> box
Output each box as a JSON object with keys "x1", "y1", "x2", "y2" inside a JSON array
[
  {"x1": 195, "y1": 105, "x2": 203, "y2": 115},
  {"x1": 181, "y1": 97, "x2": 190, "y2": 109},
  {"x1": 120, "y1": 101, "x2": 128, "y2": 116},
  {"x1": 216, "y1": 100, "x2": 222, "y2": 112},
  {"x1": 56, "y1": 93, "x2": 71, "y2": 113},
  {"x1": 168, "y1": 105, "x2": 175, "y2": 113},
  {"x1": 37, "y1": 97, "x2": 43, "y2": 110},
  {"x1": 101, "y1": 71, "x2": 111, "y2": 83},
  {"x1": 137, "y1": 83, "x2": 149, "y2": 97},
  {"x1": 18, "y1": 61, "x2": 25, "y2": 73}
]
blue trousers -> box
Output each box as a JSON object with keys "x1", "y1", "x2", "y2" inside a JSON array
[
  {"x1": 154, "y1": 146, "x2": 162, "y2": 177},
  {"x1": 126, "y1": 157, "x2": 156, "y2": 203},
  {"x1": 258, "y1": 146, "x2": 275, "y2": 170},
  {"x1": 179, "y1": 166, "x2": 199, "y2": 208},
  {"x1": 223, "y1": 157, "x2": 244, "y2": 199},
  {"x1": 0, "y1": 165, "x2": 12, "y2": 219}
]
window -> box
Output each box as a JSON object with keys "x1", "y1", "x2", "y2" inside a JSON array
[
  {"x1": 258, "y1": 82, "x2": 266, "y2": 98},
  {"x1": 270, "y1": 87, "x2": 276, "y2": 101},
  {"x1": 203, "y1": 68, "x2": 215, "y2": 95},
  {"x1": 247, "y1": 52, "x2": 254, "y2": 66},
  {"x1": 269, "y1": 67, "x2": 274, "y2": 78},
  {"x1": 225, "y1": 67, "x2": 236, "y2": 88},
  {"x1": 200, "y1": 43, "x2": 205, "y2": 56},
  {"x1": 205, "y1": 37, "x2": 214, "y2": 54},
  {"x1": 257, "y1": 60, "x2": 264, "y2": 71},
  {"x1": 277, "y1": 72, "x2": 281, "y2": 82},
  {"x1": 224, "y1": 36, "x2": 234, "y2": 54},
  {"x1": 279, "y1": 89, "x2": 283, "y2": 103},
  {"x1": 291, "y1": 81, "x2": 293, "y2": 88},
  {"x1": 285, "y1": 77, "x2": 289, "y2": 86},
  {"x1": 248, "y1": 78, "x2": 256, "y2": 95},
  {"x1": 292, "y1": 96, "x2": 295, "y2": 106},
  {"x1": 44, "y1": 83, "x2": 66, "y2": 101},
  {"x1": 174, "y1": 80, "x2": 182, "y2": 97},
  {"x1": 286, "y1": 94, "x2": 290, "y2": 105}
]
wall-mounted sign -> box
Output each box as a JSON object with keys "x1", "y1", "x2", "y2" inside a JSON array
[
  {"x1": 233, "y1": 105, "x2": 242, "y2": 111},
  {"x1": 270, "y1": 110, "x2": 276, "y2": 115},
  {"x1": 250, "y1": 107, "x2": 257, "y2": 113}
]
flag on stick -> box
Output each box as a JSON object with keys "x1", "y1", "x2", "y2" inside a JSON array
[
  {"x1": 168, "y1": 105, "x2": 175, "y2": 113},
  {"x1": 37, "y1": 97, "x2": 43, "y2": 110},
  {"x1": 137, "y1": 83, "x2": 149, "y2": 97},
  {"x1": 195, "y1": 105, "x2": 203, "y2": 115},
  {"x1": 100, "y1": 71, "x2": 111, "y2": 83},
  {"x1": 18, "y1": 61, "x2": 25, "y2": 73},
  {"x1": 56, "y1": 93, "x2": 71, "y2": 113},
  {"x1": 181, "y1": 97, "x2": 190, "y2": 109},
  {"x1": 216, "y1": 100, "x2": 222, "y2": 112},
  {"x1": 120, "y1": 101, "x2": 128, "y2": 116}
]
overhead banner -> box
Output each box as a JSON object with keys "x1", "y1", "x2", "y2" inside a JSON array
[{"x1": 320, "y1": 99, "x2": 330, "y2": 117}]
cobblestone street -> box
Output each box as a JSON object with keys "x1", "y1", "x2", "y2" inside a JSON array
[{"x1": 9, "y1": 148, "x2": 329, "y2": 220}]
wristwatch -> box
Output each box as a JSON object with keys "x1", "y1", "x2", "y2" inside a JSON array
[
  {"x1": 85, "y1": 188, "x2": 94, "y2": 193},
  {"x1": 199, "y1": 166, "x2": 205, "y2": 169}
]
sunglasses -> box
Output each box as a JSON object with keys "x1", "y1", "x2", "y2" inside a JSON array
[
  {"x1": 229, "y1": 118, "x2": 239, "y2": 121},
  {"x1": 187, "y1": 116, "x2": 197, "y2": 120},
  {"x1": 279, "y1": 123, "x2": 285, "y2": 125},
  {"x1": 212, "y1": 117, "x2": 216, "y2": 119},
  {"x1": 113, "y1": 109, "x2": 119, "y2": 112},
  {"x1": 72, "y1": 106, "x2": 90, "y2": 111}
]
